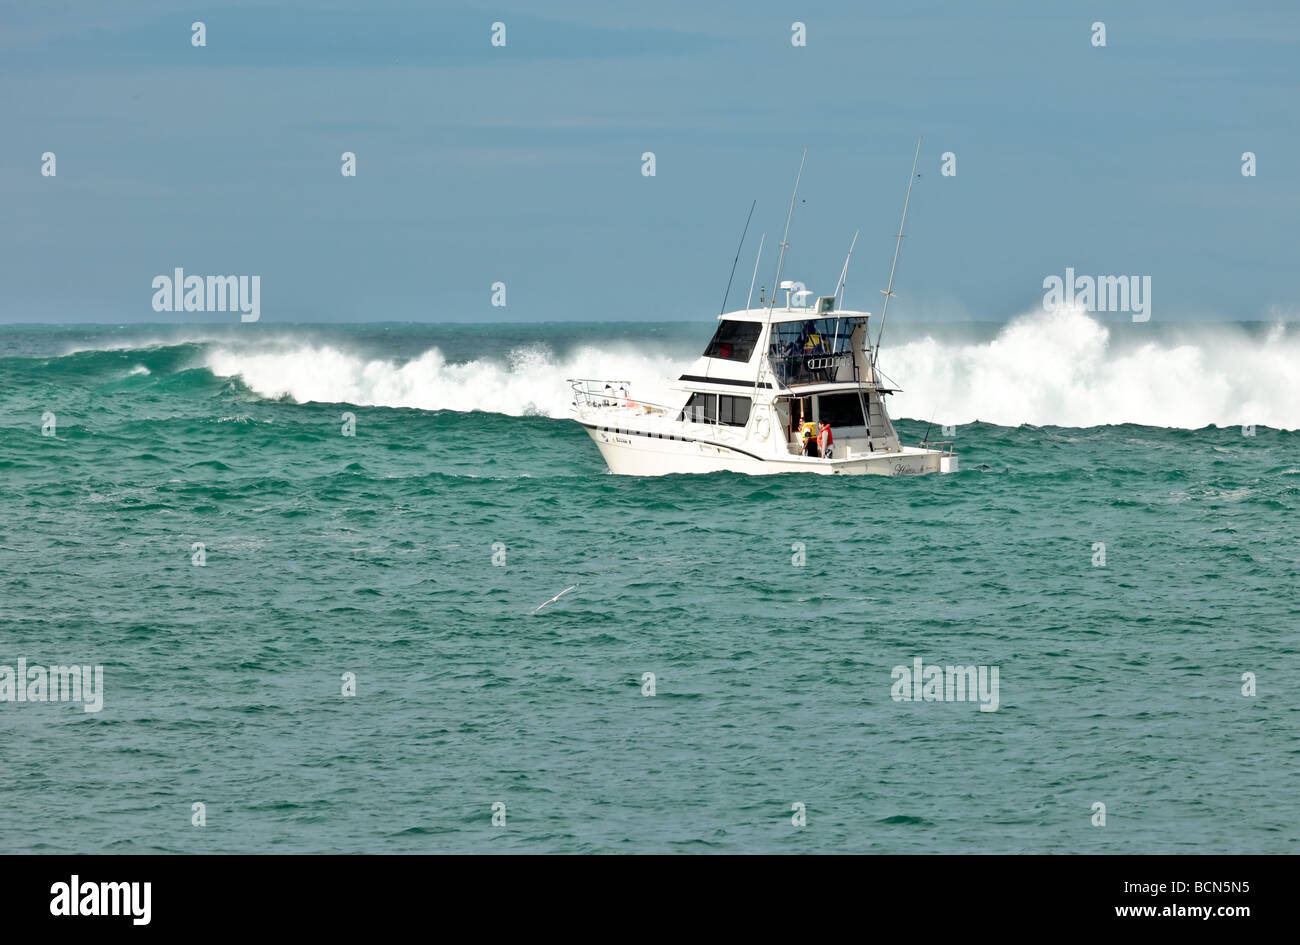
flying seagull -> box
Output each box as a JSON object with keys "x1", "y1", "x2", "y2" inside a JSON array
[{"x1": 531, "y1": 584, "x2": 578, "y2": 615}]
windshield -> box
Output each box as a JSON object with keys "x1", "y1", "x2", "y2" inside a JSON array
[
  {"x1": 768, "y1": 318, "x2": 854, "y2": 357},
  {"x1": 703, "y1": 320, "x2": 761, "y2": 362},
  {"x1": 767, "y1": 318, "x2": 857, "y2": 385}
]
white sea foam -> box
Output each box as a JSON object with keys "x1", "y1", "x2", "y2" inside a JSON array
[
  {"x1": 201, "y1": 308, "x2": 1300, "y2": 430},
  {"x1": 203, "y1": 341, "x2": 684, "y2": 418},
  {"x1": 882, "y1": 307, "x2": 1300, "y2": 429}
]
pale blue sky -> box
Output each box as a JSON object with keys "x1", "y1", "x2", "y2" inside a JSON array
[{"x1": 3, "y1": 0, "x2": 1297, "y2": 322}]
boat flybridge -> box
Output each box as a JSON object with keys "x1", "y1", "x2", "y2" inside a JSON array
[
  {"x1": 569, "y1": 143, "x2": 957, "y2": 477},
  {"x1": 570, "y1": 294, "x2": 956, "y2": 476}
]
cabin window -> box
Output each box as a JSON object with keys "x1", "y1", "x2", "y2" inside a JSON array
[
  {"x1": 768, "y1": 318, "x2": 854, "y2": 357},
  {"x1": 680, "y1": 392, "x2": 717, "y2": 423},
  {"x1": 817, "y1": 392, "x2": 868, "y2": 428},
  {"x1": 704, "y1": 320, "x2": 761, "y2": 362},
  {"x1": 767, "y1": 317, "x2": 859, "y2": 386},
  {"x1": 680, "y1": 393, "x2": 753, "y2": 426},
  {"x1": 718, "y1": 395, "x2": 752, "y2": 427}
]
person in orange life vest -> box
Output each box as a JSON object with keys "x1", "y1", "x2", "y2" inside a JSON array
[{"x1": 818, "y1": 420, "x2": 833, "y2": 459}]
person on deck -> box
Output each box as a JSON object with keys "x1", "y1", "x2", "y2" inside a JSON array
[
  {"x1": 801, "y1": 421, "x2": 820, "y2": 457},
  {"x1": 819, "y1": 420, "x2": 834, "y2": 460}
]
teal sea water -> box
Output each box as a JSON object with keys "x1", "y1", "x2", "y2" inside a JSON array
[{"x1": 1, "y1": 321, "x2": 1297, "y2": 853}]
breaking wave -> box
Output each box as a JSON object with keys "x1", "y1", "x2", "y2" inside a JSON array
[
  {"x1": 203, "y1": 341, "x2": 686, "y2": 419},
  {"x1": 197, "y1": 308, "x2": 1300, "y2": 430},
  {"x1": 881, "y1": 307, "x2": 1300, "y2": 429}
]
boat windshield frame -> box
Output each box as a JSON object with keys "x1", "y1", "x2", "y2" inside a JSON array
[{"x1": 765, "y1": 315, "x2": 862, "y2": 387}]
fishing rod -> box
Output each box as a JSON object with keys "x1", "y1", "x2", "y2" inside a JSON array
[
  {"x1": 921, "y1": 408, "x2": 937, "y2": 447},
  {"x1": 832, "y1": 230, "x2": 860, "y2": 308},
  {"x1": 748, "y1": 150, "x2": 808, "y2": 436},
  {"x1": 719, "y1": 200, "x2": 757, "y2": 314},
  {"x1": 745, "y1": 233, "x2": 766, "y2": 310},
  {"x1": 766, "y1": 147, "x2": 807, "y2": 317}
]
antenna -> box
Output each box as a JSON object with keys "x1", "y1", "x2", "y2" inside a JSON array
[
  {"x1": 832, "y1": 230, "x2": 860, "y2": 307},
  {"x1": 872, "y1": 136, "x2": 922, "y2": 365},
  {"x1": 719, "y1": 200, "x2": 757, "y2": 314},
  {"x1": 745, "y1": 233, "x2": 766, "y2": 310}
]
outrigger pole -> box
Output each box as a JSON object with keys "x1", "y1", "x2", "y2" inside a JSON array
[
  {"x1": 872, "y1": 136, "x2": 923, "y2": 366},
  {"x1": 745, "y1": 234, "x2": 766, "y2": 311},
  {"x1": 767, "y1": 148, "x2": 807, "y2": 317},
  {"x1": 750, "y1": 148, "x2": 808, "y2": 417},
  {"x1": 832, "y1": 230, "x2": 860, "y2": 307},
  {"x1": 720, "y1": 200, "x2": 757, "y2": 314}
]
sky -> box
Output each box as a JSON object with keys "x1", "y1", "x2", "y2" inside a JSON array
[{"x1": 2, "y1": 0, "x2": 1298, "y2": 323}]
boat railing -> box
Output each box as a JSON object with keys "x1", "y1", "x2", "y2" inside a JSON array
[
  {"x1": 765, "y1": 351, "x2": 856, "y2": 387},
  {"x1": 919, "y1": 440, "x2": 956, "y2": 454},
  {"x1": 568, "y1": 378, "x2": 675, "y2": 415}
]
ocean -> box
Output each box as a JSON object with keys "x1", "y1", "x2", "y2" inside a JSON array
[{"x1": 1, "y1": 313, "x2": 1296, "y2": 853}]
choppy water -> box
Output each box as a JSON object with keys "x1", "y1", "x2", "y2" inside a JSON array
[{"x1": 1, "y1": 319, "x2": 1296, "y2": 853}]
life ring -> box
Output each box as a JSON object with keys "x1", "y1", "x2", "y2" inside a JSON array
[{"x1": 754, "y1": 415, "x2": 771, "y2": 442}]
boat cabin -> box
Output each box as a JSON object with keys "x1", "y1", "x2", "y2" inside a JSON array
[{"x1": 674, "y1": 296, "x2": 901, "y2": 456}]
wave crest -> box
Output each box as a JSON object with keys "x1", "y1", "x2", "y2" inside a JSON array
[
  {"x1": 882, "y1": 307, "x2": 1298, "y2": 429},
  {"x1": 203, "y1": 341, "x2": 684, "y2": 418},
  {"x1": 196, "y1": 309, "x2": 1300, "y2": 430}
]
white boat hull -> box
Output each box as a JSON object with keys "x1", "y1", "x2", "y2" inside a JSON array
[{"x1": 581, "y1": 422, "x2": 956, "y2": 477}]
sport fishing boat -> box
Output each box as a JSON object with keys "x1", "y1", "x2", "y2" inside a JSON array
[{"x1": 568, "y1": 145, "x2": 957, "y2": 477}]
